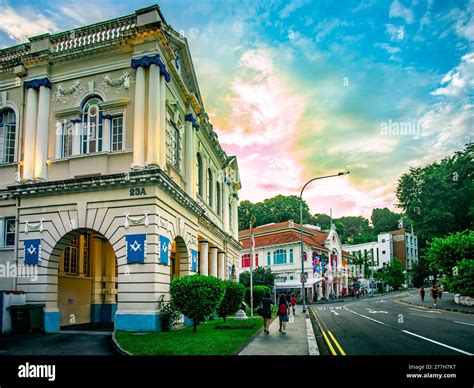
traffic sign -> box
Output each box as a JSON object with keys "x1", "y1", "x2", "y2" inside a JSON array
[{"x1": 301, "y1": 274, "x2": 307, "y2": 283}]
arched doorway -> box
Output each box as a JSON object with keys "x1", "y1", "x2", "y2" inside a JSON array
[
  {"x1": 169, "y1": 236, "x2": 189, "y2": 281},
  {"x1": 55, "y1": 228, "x2": 117, "y2": 329}
]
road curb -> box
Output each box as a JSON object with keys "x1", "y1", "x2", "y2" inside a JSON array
[
  {"x1": 306, "y1": 315, "x2": 320, "y2": 355},
  {"x1": 111, "y1": 331, "x2": 132, "y2": 356},
  {"x1": 395, "y1": 299, "x2": 474, "y2": 315}
]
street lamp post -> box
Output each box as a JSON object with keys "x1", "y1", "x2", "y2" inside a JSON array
[{"x1": 299, "y1": 171, "x2": 350, "y2": 313}]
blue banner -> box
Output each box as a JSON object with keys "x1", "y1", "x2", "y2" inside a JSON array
[
  {"x1": 126, "y1": 234, "x2": 146, "y2": 263},
  {"x1": 160, "y1": 235, "x2": 171, "y2": 265},
  {"x1": 24, "y1": 239, "x2": 41, "y2": 265},
  {"x1": 191, "y1": 249, "x2": 198, "y2": 272}
]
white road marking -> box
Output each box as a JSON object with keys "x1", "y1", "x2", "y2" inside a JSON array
[
  {"x1": 365, "y1": 308, "x2": 388, "y2": 314},
  {"x1": 330, "y1": 310, "x2": 340, "y2": 316},
  {"x1": 408, "y1": 308, "x2": 440, "y2": 314},
  {"x1": 454, "y1": 321, "x2": 474, "y2": 327},
  {"x1": 402, "y1": 330, "x2": 473, "y2": 356},
  {"x1": 409, "y1": 313, "x2": 436, "y2": 319},
  {"x1": 343, "y1": 306, "x2": 386, "y2": 326},
  {"x1": 375, "y1": 300, "x2": 386, "y2": 303}
]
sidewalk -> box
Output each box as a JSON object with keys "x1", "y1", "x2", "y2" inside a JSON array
[
  {"x1": 399, "y1": 292, "x2": 474, "y2": 314},
  {"x1": 239, "y1": 305, "x2": 310, "y2": 355}
]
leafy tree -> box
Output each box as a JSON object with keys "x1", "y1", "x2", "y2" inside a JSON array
[
  {"x1": 238, "y1": 200, "x2": 256, "y2": 231},
  {"x1": 449, "y1": 259, "x2": 474, "y2": 297},
  {"x1": 170, "y1": 275, "x2": 225, "y2": 332},
  {"x1": 245, "y1": 285, "x2": 270, "y2": 308},
  {"x1": 371, "y1": 208, "x2": 402, "y2": 234},
  {"x1": 239, "y1": 266, "x2": 275, "y2": 288},
  {"x1": 411, "y1": 257, "x2": 431, "y2": 288},
  {"x1": 351, "y1": 230, "x2": 378, "y2": 244},
  {"x1": 378, "y1": 259, "x2": 406, "y2": 290},
  {"x1": 396, "y1": 143, "x2": 474, "y2": 248},
  {"x1": 335, "y1": 216, "x2": 372, "y2": 244},
  {"x1": 313, "y1": 213, "x2": 331, "y2": 230},
  {"x1": 238, "y1": 195, "x2": 313, "y2": 228},
  {"x1": 424, "y1": 230, "x2": 474, "y2": 289},
  {"x1": 217, "y1": 281, "x2": 246, "y2": 321}
]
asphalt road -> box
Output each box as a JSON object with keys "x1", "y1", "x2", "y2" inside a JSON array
[{"x1": 309, "y1": 292, "x2": 474, "y2": 356}]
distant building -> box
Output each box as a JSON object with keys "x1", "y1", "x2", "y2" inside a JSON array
[
  {"x1": 239, "y1": 221, "x2": 353, "y2": 301},
  {"x1": 343, "y1": 228, "x2": 418, "y2": 286}
]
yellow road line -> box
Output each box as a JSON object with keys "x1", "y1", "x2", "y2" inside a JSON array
[
  {"x1": 310, "y1": 307, "x2": 347, "y2": 356},
  {"x1": 328, "y1": 330, "x2": 346, "y2": 356},
  {"x1": 321, "y1": 330, "x2": 337, "y2": 355}
]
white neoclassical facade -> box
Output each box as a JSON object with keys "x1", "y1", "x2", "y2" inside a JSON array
[{"x1": 0, "y1": 5, "x2": 241, "y2": 332}]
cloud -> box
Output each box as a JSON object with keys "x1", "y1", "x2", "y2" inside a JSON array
[
  {"x1": 389, "y1": 0, "x2": 415, "y2": 24},
  {"x1": 0, "y1": 7, "x2": 59, "y2": 42},
  {"x1": 385, "y1": 24, "x2": 404, "y2": 41},
  {"x1": 279, "y1": 0, "x2": 309, "y2": 19},
  {"x1": 374, "y1": 42, "x2": 401, "y2": 54},
  {"x1": 431, "y1": 52, "x2": 474, "y2": 97},
  {"x1": 314, "y1": 19, "x2": 348, "y2": 43}
]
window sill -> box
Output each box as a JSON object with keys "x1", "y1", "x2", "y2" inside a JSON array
[
  {"x1": 0, "y1": 246, "x2": 14, "y2": 251},
  {"x1": 49, "y1": 149, "x2": 132, "y2": 163},
  {"x1": 0, "y1": 162, "x2": 18, "y2": 168}
]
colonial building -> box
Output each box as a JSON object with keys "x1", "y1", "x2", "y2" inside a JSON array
[
  {"x1": 0, "y1": 5, "x2": 241, "y2": 332},
  {"x1": 239, "y1": 221, "x2": 353, "y2": 301}
]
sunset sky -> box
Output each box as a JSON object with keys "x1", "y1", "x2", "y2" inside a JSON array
[{"x1": 1, "y1": 0, "x2": 472, "y2": 218}]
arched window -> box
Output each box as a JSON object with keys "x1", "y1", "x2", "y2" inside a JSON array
[
  {"x1": 273, "y1": 249, "x2": 287, "y2": 265},
  {"x1": 197, "y1": 153, "x2": 203, "y2": 197},
  {"x1": 207, "y1": 168, "x2": 213, "y2": 207},
  {"x1": 81, "y1": 96, "x2": 103, "y2": 154},
  {"x1": 216, "y1": 181, "x2": 221, "y2": 216},
  {"x1": 0, "y1": 108, "x2": 16, "y2": 164},
  {"x1": 289, "y1": 248, "x2": 294, "y2": 264}
]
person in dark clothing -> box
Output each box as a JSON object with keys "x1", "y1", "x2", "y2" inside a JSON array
[
  {"x1": 431, "y1": 284, "x2": 439, "y2": 307},
  {"x1": 277, "y1": 294, "x2": 290, "y2": 334},
  {"x1": 419, "y1": 287, "x2": 425, "y2": 302},
  {"x1": 261, "y1": 292, "x2": 273, "y2": 334}
]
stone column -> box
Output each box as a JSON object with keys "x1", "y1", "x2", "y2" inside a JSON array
[
  {"x1": 232, "y1": 197, "x2": 239, "y2": 239},
  {"x1": 147, "y1": 64, "x2": 160, "y2": 166},
  {"x1": 217, "y1": 251, "x2": 225, "y2": 279},
  {"x1": 34, "y1": 84, "x2": 51, "y2": 180},
  {"x1": 132, "y1": 66, "x2": 146, "y2": 167},
  {"x1": 91, "y1": 236, "x2": 104, "y2": 323},
  {"x1": 159, "y1": 75, "x2": 167, "y2": 169},
  {"x1": 184, "y1": 114, "x2": 195, "y2": 197},
  {"x1": 23, "y1": 87, "x2": 38, "y2": 180},
  {"x1": 199, "y1": 240, "x2": 209, "y2": 276},
  {"x1": 222, "y1": 182, "x2": 229, "y2": 233},
  {"x1": 209, "y1": 246, "x2": 218, "y2": 277}
]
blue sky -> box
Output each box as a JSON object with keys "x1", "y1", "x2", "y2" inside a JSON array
[{"x1": 1, "y1": 0, "x2": 472, "y2": 218}]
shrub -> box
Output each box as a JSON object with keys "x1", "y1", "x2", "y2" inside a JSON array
[
  {"x1": 170, "y1": 275, "x2": 225, "y2": 332},
  {"x1": 245, "y1": 285, "x2": 270, "y2": 309},
  {"x1": 217, "y1": 281, "x2": 246, "y2": 322},
  {"x1": 448, "y1": 259, "x2": 474, "y2": 297}
]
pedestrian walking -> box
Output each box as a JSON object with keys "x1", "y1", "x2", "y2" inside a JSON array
[
  {"x1": 290, "y1": 294, "x2": 297, "y2": 315},
  {"x1": 277, "y1": 294, "x2": 289, "y2": 334},
  {"x1": 261, "y1": 292, "x2": 273, "y2": 335},
  {"x1": 419, "y1": 287, "x2": 425, "y2": 302},
  {"x1": 431, "y1": 284, "x2": 439, "y2": 307},
  {"x1": 438, "y1": 285, "x2": 443, "y2": 300}
]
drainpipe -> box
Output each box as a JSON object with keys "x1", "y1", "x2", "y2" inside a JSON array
[{"x1": 13, "y1": 195, "x2": 20, "y2": 291}]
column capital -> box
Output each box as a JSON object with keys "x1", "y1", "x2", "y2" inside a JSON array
[
  {"x1": 24, "y1": 77, "x2": 51, "y2": 90},
  {"x1": 209, "y1": 246, "x2": 219, "y2": 250},
  {"x1": 131, "y1": 54, "x2": 171, "y2": 82},
  {"x1": 185, "y1": 113, "x2": 200, "y2": 131},
  {"x1": 199, "y1": 240, "x2": 209, "y2": 244}
]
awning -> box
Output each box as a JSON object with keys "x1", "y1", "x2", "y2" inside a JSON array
[{"x1": 275, "y1": 277, "x2": 324, "y2": 289}]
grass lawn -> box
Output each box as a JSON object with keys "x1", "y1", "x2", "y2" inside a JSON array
[{"x1": 115, "y1": 317, "x2": 263, "y2": 355}]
